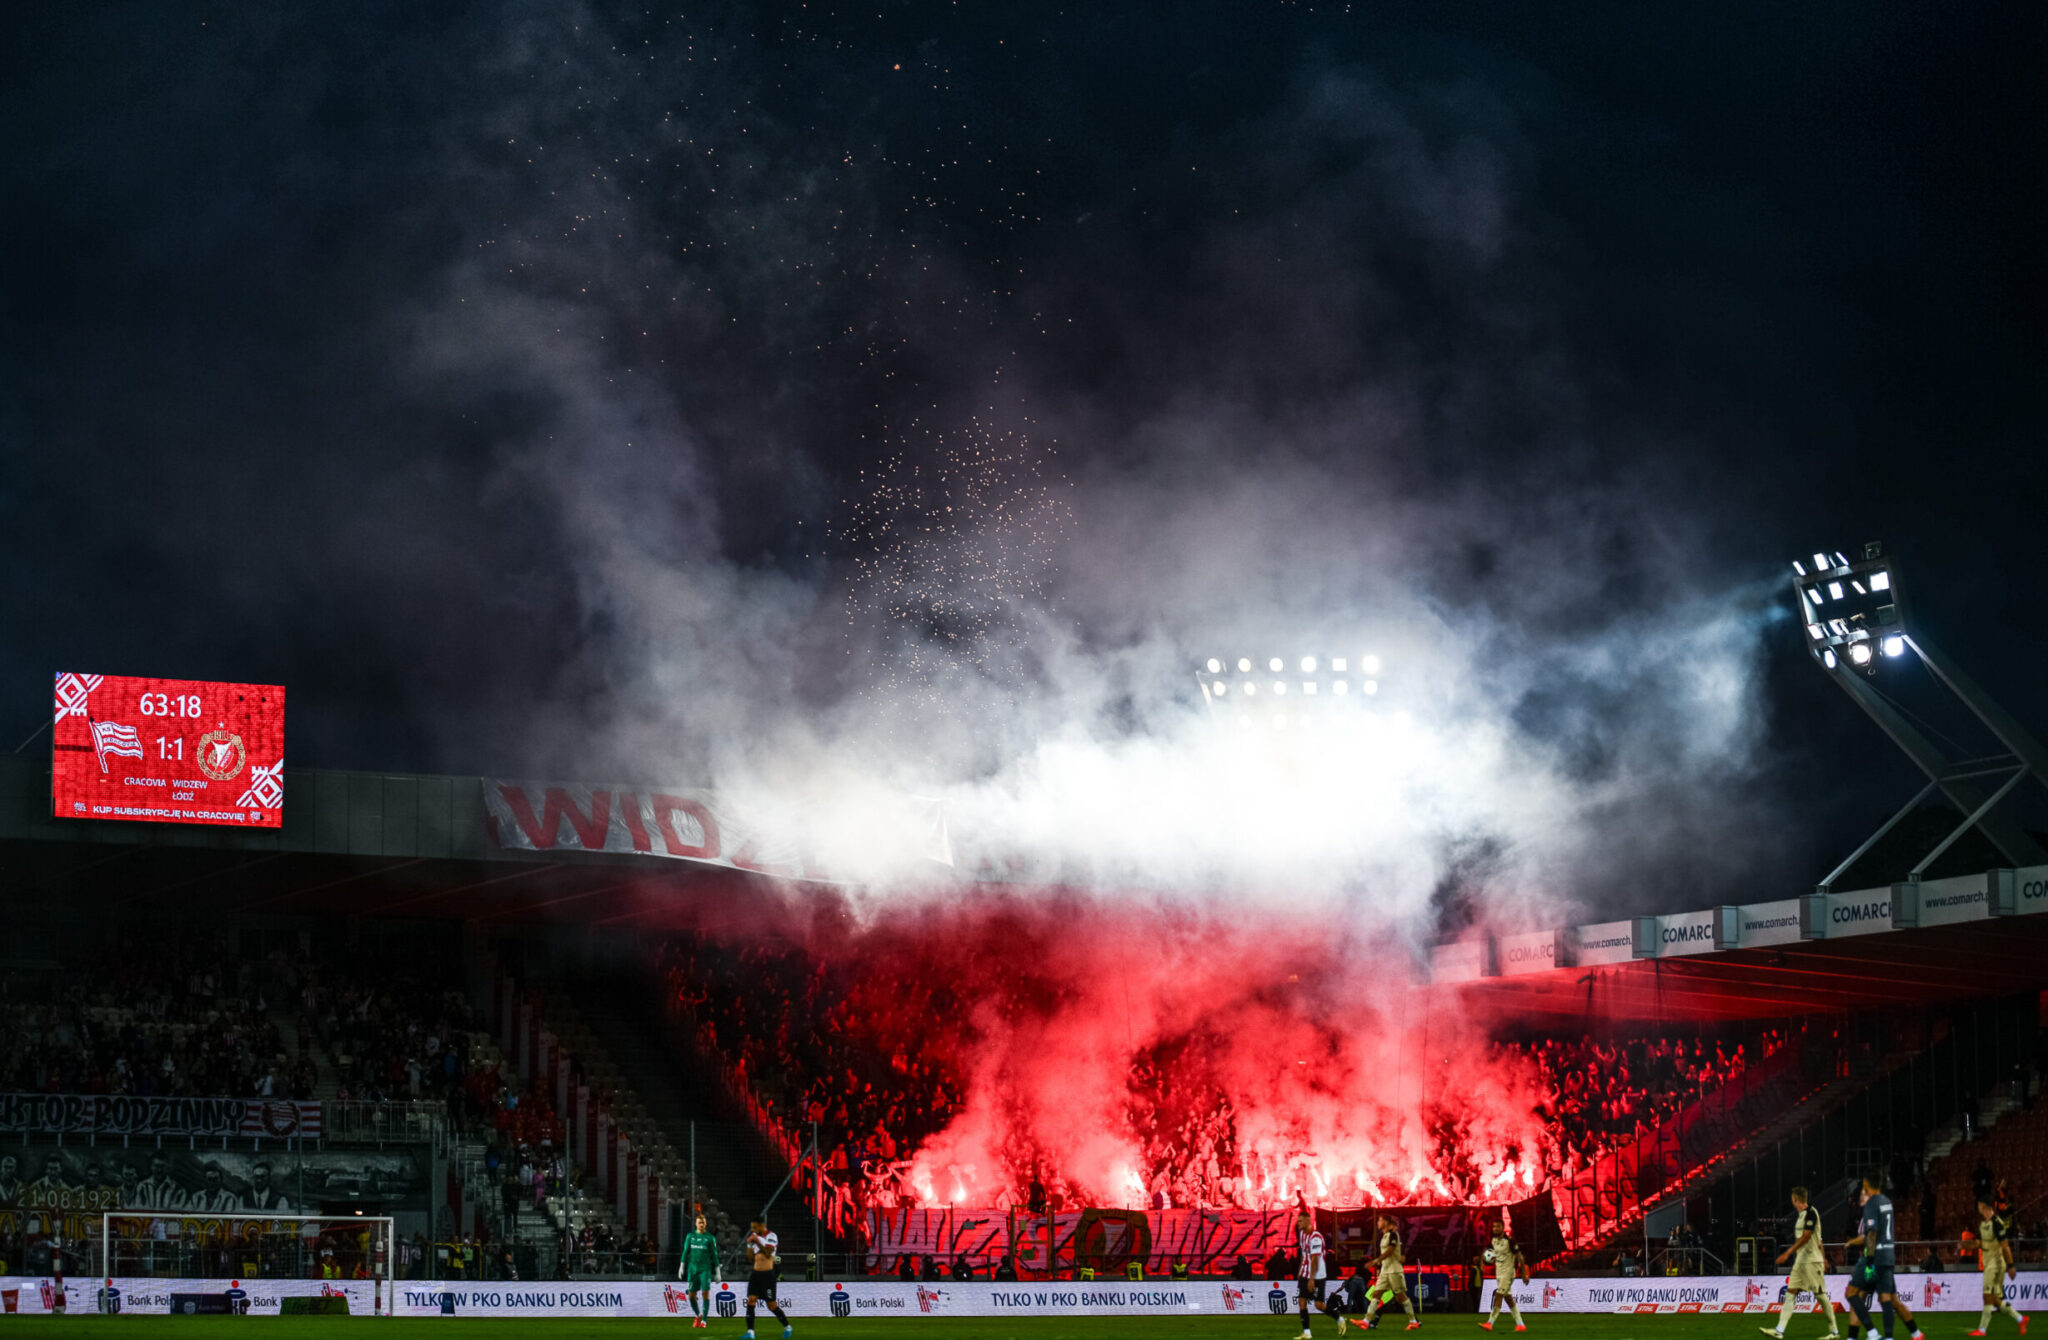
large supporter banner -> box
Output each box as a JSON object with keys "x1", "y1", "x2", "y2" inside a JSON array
[
  {"x1": 50, "y1": 672, "x2": 285, "y2": 828},
  {"x1": 862, "y1": 1206, "x2": 1485, "y2": 1276},
  {"x1": 482, "y1": 779, "x2": 950, "y2": 880},
  {"x1": 0, "y1": 1093, "x2": 319, "y2": 1139},
  {"x1": 0, "y1": 1144, "x2": 429, "y2": 1268},
  {"x1": 1481, "y1": 1274, "x2": 2046, "y2": 1315}
]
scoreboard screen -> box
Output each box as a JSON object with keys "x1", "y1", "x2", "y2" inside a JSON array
[{"x1": 51, "y1": 672, "x2": 286, "y2": 828}]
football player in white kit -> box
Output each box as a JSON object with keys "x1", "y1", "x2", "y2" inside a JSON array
[{"x1": 1296, "y1": 1207, "x2": 1329, "y2": 1339}]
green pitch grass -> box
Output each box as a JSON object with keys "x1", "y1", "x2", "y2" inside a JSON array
[{"x1": 0, "y1": 1319, "x2": 1952, "y2": 1340}]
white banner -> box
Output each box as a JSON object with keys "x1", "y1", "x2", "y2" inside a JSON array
[
  {"x1": 0, "y1": 1277, "x2": 380, "y2": 1316},
  {"x1": 2018, "y1": 865, "x2": 2048, "y2": 915},
  {"x1": 39, "y1": 1271, "x2": 2041, "y2": 1319},
  {"x1": 1498, "y1": 930, "x2": 1558, "y2": 976},
  {"x1": 1481, "y1": 1274, "x2": 2040, "y2": 1315},
  {"x1": 1575, "y1": 920, "x2": 1634, "y2": 966},
  {"x1": 480, "y1": 780, "x2": 949, "y2": 882},
  {"x1": 1654, "y1": 910, "x2": 1719, "y2": 958},
  {"x1": 1905, "y1": 873, "x2": 1992, "y2": 928},
  {"x1": 388, "y1": 1278, "x2": 1267, "y2": 1318},
  {"x1": 1821, "y1": 887, "x2": 1893, "y2": 938},
  {"x1": 1737, "y1": 899, "x2": 1802, "y2": 948},
  {"x1": 1430, "y1": 939, "x2": 1486, "y2": 983}
]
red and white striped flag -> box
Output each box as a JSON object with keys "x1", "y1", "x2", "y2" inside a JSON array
[{"x1": 90, "y1": 719, "x2": 144, "y2": 773}]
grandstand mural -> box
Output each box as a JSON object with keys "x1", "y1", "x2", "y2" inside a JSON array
[{"x1": 0, "y1": 1144, "x2": 427, "y2": 1268}]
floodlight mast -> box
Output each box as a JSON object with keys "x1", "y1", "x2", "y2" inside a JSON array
[{"x1": 1798, "y1": 542, "x2": 2048, "y2": 891}]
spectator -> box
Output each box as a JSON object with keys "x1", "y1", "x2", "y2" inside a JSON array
[
  {"x1": 920, "y1": 1255, "x2": 942, "y2": 1282},
  {"x1": 1231, "y1": 1256, "x2": 1254, "y2": 1280},
  {"x1": 950, "y1": 1256, "x2": 974, "y2": 1281},
  {"x1": 897, "y1": 1254, "x2": 916, "y2": 1282}
]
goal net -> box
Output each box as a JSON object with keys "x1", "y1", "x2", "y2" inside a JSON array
[{"x1": 98, "y1": 1212, "x2": 394, "y2": 1315}]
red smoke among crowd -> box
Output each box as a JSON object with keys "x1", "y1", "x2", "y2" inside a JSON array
[{"x1": 664, "y1": 890, "x2": 1552, "y2": 1211}]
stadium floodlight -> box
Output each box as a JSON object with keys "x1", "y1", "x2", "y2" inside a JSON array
[
  {"x1": 1195, "y1": 647, "x2": 1390, "y2": 734},
  {"x1": 1795, "y1": 541, "x2": 1904, "y2": 678},
  {"x1": 1799, "y1": 540, "x2": 2048, "y2": 892}
]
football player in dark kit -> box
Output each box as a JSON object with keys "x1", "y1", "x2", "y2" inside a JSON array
[
  {"x1": 743, "y1": 1216, "x2": 792, "y2": 1340},
  {"x1": 1843, "y1": 1175, "x2": 1924, "y2": 1340}
]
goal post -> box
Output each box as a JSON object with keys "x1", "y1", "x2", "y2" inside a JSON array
[{"x1": 98, "y1": 1211, "x2": 395, "y2": 1315}]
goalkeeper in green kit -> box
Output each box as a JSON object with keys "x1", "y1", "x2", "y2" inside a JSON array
[{"x1": 679, "y1": 1211, "x2": 721, "y2": 1328}]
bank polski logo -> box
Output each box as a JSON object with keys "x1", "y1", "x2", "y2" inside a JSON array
[
  {"x1": 715, "y1": 1287, "x2": 738, "y2": 1317},
  {"x1": 1268, "y1": 1287, "x2": 1290, "y2": 1314},
  {"x1": 830, "y1": 1286, "x2": 851, "y2": 1317}
]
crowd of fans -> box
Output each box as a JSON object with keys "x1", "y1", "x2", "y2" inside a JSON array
[
  {"x1": 0, "y1": 936, "x2": 311, "y2": 1099},
  {"x1": 0, "y1": 933, "x2": 565, "y2": 1152},
  {"x1": 1527, "y1": 1029, "x2": 1789, "y2": 1177},
  {"x1": 657, "y1": 930, "x2": 1793, "y2": 1213}
]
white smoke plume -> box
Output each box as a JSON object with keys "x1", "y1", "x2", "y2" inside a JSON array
[{"x1": 392, "y1": 6, "x2": 1790, "y2": 934}]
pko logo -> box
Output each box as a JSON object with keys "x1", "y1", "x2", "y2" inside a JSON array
[
  {"x1": 1832, "y1": 899, "x2": 1889, "y2": 923},
  {"x1": 715, "y1": 1288, "x2": 738, "y2": 1318},
  {"x1": 1268, "y1": 1288, "x2": 1291, "y2": 1314},
  {"x1": 830, "y1": 1287, "x2": 852, "y2": 1317}
]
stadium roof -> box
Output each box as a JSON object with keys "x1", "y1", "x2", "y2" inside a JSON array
[
  {"x1": 0, "y1": 754, "x2": 771, "y2": 929},
  {"x1": 4, "y1": 754, "x2": 2045, "y2": 1021},
  {"x1": 1453, "y1": 913, "x2": 2048, "y2": 1025}
]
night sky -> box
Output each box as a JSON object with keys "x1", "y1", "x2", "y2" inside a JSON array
[{"x1": 4, "y1": 1, "x2": 2043, "y2": 911}]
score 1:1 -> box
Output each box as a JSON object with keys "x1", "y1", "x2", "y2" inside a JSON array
[{"x1": 157, "y1": 736, "x2": 185, "y2": 760}]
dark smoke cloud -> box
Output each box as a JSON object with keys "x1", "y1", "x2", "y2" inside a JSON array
[{"x1": 3, "y1": 2, "x2": 2043, "y2": 922}]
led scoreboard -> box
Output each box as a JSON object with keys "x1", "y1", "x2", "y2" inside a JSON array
[{"x1": 51, "y1": 673, "x2": 285, "y2": 828}]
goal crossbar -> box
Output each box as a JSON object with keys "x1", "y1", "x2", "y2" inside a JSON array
[{"x1": 99, "y1": 1210, "x2": 395, "y2": 1315}]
